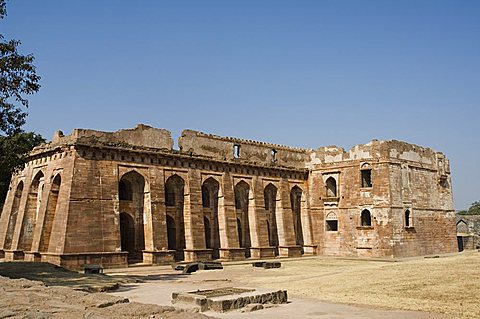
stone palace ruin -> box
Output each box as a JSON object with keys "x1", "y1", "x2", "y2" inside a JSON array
[{"x1": 0, "y1": 125, "x2": 457, "y2": 269}]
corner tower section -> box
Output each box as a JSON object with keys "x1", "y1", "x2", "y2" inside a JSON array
[{"x1": 307, "y1": 140, "x2": 457, "y2": 258}]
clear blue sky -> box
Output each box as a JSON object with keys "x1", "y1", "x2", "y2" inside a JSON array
[{"x1": 2, "y1": 1, "x2": 479, "y2": 209}]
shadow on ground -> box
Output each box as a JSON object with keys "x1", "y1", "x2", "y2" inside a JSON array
[{"x1": 0, "y1": 261, "x2": 188, "y2": 292}]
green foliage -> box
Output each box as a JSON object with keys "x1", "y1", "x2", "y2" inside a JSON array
[
  {"x1": 0, "y1": 132, "x2": 45, "y2": 207},
  {"x1": 0, "y1": 1, "x2": 5, "y2": 19},
  {"x1": 1, "y1": 0, "x2": 41, "y2": 135},
  {"x1": 0, "y1": 0, "x2": 44, "y2": 207},
  {"x1": 458, "y1": 202, "x2": 480, "y2": 215}
]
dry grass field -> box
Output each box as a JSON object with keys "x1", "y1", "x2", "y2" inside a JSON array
[{"x1": 233, "y1": 251, "x2": 480, "y2": 318}]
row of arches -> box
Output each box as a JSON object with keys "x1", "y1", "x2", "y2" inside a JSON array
[
  {"x1": 2, "y1": 171, "x2": 62, "y2": 255},
  {"x1": 118, "y1": 171, "x2": 307, "y2": 262}
]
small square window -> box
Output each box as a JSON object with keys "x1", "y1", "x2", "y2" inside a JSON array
[{"x1": 326, "y1": 220, "x2": 338, "y2": 231}]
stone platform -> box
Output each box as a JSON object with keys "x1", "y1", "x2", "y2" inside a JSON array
[{"x1": 171, "y1": 287, "x2": 288, "y2": 312}]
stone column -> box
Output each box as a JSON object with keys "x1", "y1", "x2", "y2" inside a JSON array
[
  {"x1": 276, "y1": 178, "x2": 302, "y2": 257},
  {"x1": 0, "y1": 172, "x2": 31, "y2": 260},
  {"x1": 0, "y1": 180, "x2": 17, "y2": 256},
  {"x1": 217, "y1": 171, "x2": 245, "y2": 260},
  {"x1": 8, "y1": 170, "x2": 33, "y2": 260},
  {"x1": 183, "y1": 169, "x2": 212, "y2": 261},
  {"x1": 300, "y1": 189, "x2": 316, "y2": 255},
  {"x1": 249, "y1": 176, "x2": 275, "y2": 258}
]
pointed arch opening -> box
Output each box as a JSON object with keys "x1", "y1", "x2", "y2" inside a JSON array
[
  {"x1": 4, "y1": 181, "x2": 24, "y2": 250},
  {"x1": 264, "y1": 183, "x2": 279, "y2": 255},
  {"x1": 234, "y1": 181, "x2": 251, "y2": 257},
  {"x1": 165, "y1": 175, "x2": 185, "y2": 261},
  {"x1": 456, "y1": 220, "x2": 468, "y2": 233},
  {"x1": 19, "y1": 172, "x2": 44, "y2": 251},
  {"x1": 325, "y1": 177, "x2": 337, "y2": 197},
  {"x1": 290, "y1": 185, "x2": 304, "y2": 251},
  {"x1": 361, "y1": 209, "x2": 372, "y2": 227},
  {"x1": 202, "y1": 177, "x2": 220, "y2": 258},
  {"x1": 39, "y1": 174, "x2": 61, "y2": 253},
  {"x1": 118, "y1": 171, "x2": 146, "y2": 263}
]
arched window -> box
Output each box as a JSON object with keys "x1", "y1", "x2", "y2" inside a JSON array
[
  {"x1": 325, "y1": 212, "x2": 338, "y2": 231},
  {"x1": 325, "y1": 177, "x2": 337, "y2": 197},
  {"x1": 456, "y1": 220, "x2": 469, "y2": 234},
  {"x1": 361, "y1": 209, "x2": 372, "y2": 227}
]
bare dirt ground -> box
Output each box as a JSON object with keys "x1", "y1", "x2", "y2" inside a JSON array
[
  {"x1": 234, "y1": 251, "x2": 480, "y2": 318},
  {"x1": 1, "y1": 251, "x2": 478, "y2": 318},
  {"x1": 107, "y1": 252, "x2": 480, "y2": 318}
]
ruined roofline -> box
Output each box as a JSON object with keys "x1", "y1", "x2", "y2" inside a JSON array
[
  {"x1": 315, "y1": 139, "x2": 447, "y2": 158},
  {"x1": 181, "y1": 129, "x2": 312, "y2": 153},
  {"x1": 36, "y1": 124, "x2": 311, "y2": 153},
  {"x1": 30, "y1": 124, "x2": 174, "y2": 153},
  {"x1": 29, "y1": 124, "x2": 447, "y2": 164}
]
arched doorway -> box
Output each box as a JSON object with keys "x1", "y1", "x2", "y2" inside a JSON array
[
  {"x1": 165, "y1": 175, "x2": 185, "y2": 261},
  {"x1": 19, "y1": 171, "x2": 44, "y2": 251},
  {"x1": 120, "y1": 213, "x2": 135, "y2": 255},
  {"x1": 40, "y1": 174, "x2": 61, "y2": 253},
  {"x1": 202, "y1": 177, "x2": 220, "y2": 258},
  {"x1": 290, "y1": 185, "x2": 304, "y2": 253},
  {"x1": 234, "y1": 181, "x2": 251, "y2": 257},
  {"x1": 118, "y1": 171, "x2": 146, "y2": 263},
  {"x1": 264, "y1": 183, "x2": 279, "y2": 255}
]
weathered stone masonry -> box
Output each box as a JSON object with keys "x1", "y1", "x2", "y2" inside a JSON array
[{"x1": 0, "y1": 125, "x2": 457, "y2": 269}]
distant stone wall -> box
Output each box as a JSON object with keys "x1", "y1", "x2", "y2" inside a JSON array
[{"x1": 456, "y1": 214, "x2": 480, "y2": 250}]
